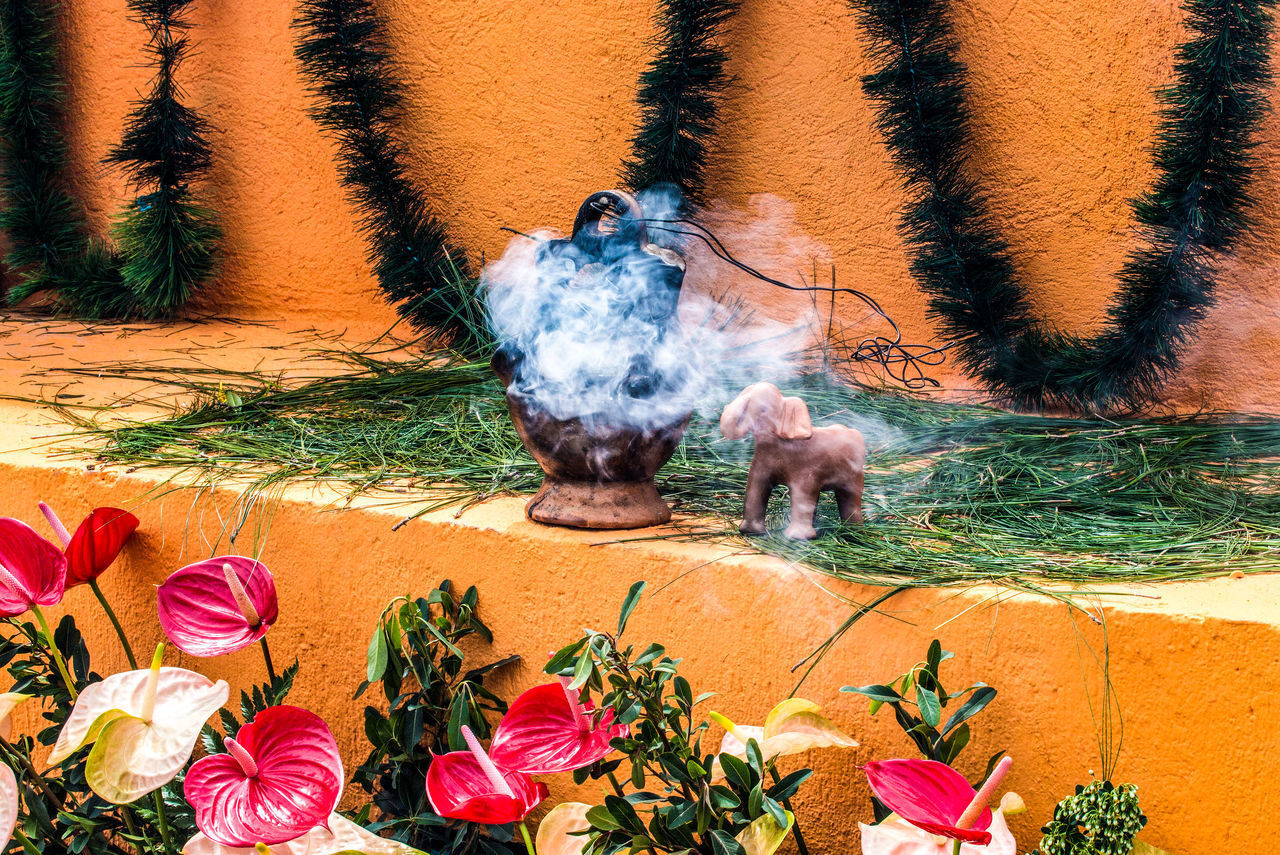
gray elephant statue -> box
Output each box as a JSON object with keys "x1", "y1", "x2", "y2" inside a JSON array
[{"x1": 719, "y1": 382, "x2": 866, "y2": 539}]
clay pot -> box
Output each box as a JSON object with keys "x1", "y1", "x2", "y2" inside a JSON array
[
  {"x1": 492, "y1": 350, "x2": 689, "y2": 529},
  {"x1": 490, "y1": 189, "x2": 691, "y2": 530}
]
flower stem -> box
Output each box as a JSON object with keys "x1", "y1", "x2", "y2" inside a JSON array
[
  {"x1": 31, "y1": 605, "x2": 77, "y2": 700},
  {"x1": 768, "y1": 765, "x2": 809, "y2": 855},
  {"x1": 951, "y1": 839, "x2": 962, "y2": 855},
  {"x1": 88, "y1": 580, "x2": 138, "y2": 669},
  {"x1": 259, "y1": 637, "x2": 277, "y2": 683},
  {"x1": 154, "y1": 790, "x2": 175, "y2": 855},
  {"x1": 519, "y1": 821, "x2": 536, "y2": 855}
]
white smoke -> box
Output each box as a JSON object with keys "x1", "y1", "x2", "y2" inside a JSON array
[{"x1": 482, "y1": 188, "x2": 859, "y2": 430}]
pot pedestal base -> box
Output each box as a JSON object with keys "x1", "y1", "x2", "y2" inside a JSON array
[{"x1": 525, "y1": 478, "x2": 672, "y2": 530}]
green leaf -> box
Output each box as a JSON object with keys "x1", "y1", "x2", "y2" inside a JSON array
[
  {"x1": 941, "y1": 686, "x2": 996, "y2": 735},
  {"x1": 939, "y1": 722, "x2": 970, "y2": 765},
  {"x1": 617, "y1": 581, "x2": 646, "y2": 636},
  {"x1": 926, "y1": 640, "x2": 943, "y2": 675},
  {"x1": 841, "y1": 684, "x2": 901, "y2": 703},
  {"x1": 635, "y1": 643, "x2": 665, "y2": 665},
  {"x1": 366, "y1": 626, "x2": 389, "y2": 683},
  {"x1": 709, "y1": 829, "x2": 746, "y2": 855},
  {"x1": 720, "y1": 753, "x2": 751, "y2": 792},
  {"x1": 546, "y1": 639, "x2": 587, "y2": 675},
  {"x1": 766, "y1": 769, "x2": 812, "y2": 802},
  {"x1": 917, "y1": 686, "x2": 941, "y2": 728},
  {"x1": 569, "y1": 650, "x2": 593, "y2": 690},
  {"x1": 586, "y1": 804, "x2": 621, "y2": 831}
]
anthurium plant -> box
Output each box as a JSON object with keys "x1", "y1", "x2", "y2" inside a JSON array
[{"x1": 539, "y1": 581, "x2": 841, "y2": 855}]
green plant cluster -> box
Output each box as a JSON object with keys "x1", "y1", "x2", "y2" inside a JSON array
[
  {"x1": 544, "y1": 583, "x2": 810, "y2": 855},
  {"x1": 842, "y1": 639, "x2": 999, "y2": 773},
  {"x1": 354, "y1": 582, "x2": 521, "y2": 855},
  {"x1": 850, "y1": 0, "x2": 1277, "y2": 412},
  {"x1": 1035, "y1": 781, "x2": 1147, "y2": 855}
]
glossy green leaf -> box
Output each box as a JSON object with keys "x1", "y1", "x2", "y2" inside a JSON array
[
  {"x1": 841, "y1": 684, "x2": 901, "y2": 703},
  {"x1": 941, "y1": 686, "x2": 997, "y2": 735},
  {"x1": 366, "y1": 627, "x2": 388, "y2": 683},
  {"x1": 617, "y1": 581, "x2": 646, "y2": 636},
  {"x1": 917, "y1": 687, "x2": 941, "y2": 728}
]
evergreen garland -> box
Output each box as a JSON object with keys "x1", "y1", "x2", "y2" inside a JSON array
[
  {"x1": 852, "y1": 0, "x2": 1276, "y2": 412},
  {"x1": 622, "y1": 0, "x2": 738, "y2": 204},
  {"x1": 294, "y1": 0, "x2": 478, "y2": 344},
  {"x1": 0, "y1": 0, "x2": 104, "y2": 308},
  {"x1": 106, "y1": 0, "x2": 221, "y2": 317},
  {"x1": 0, "y1": 0, "x2": 220, "y2": 317}
]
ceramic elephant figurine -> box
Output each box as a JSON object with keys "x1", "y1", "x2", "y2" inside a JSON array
[{"x1": 720, "y1": 382, "x2": 865, "y2": 539}]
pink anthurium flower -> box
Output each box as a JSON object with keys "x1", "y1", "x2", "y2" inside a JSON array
[
  {"x1": 711, "y1": 698, "x2": 857, "y2": 778},
  {"x1": 181, "y1": 813, "x2": 425, "y2": 855},
  {"x1": 0, "y1": 517, "x2": 66, "y2": 617},
  {"x1": 157, "y1": 556, "x2": 278, "y2": 656},
  {"x1": 39, "y1": 502, "x2": 139, "y2": 588},
  {"x1": 864, "y1": 757, "x2": 1014, "y2": 847},
  {"x1": 48, "y1": 644, "x2": 229, "y2": 804},
  {"x1": 426, "y1": 725, "x2": 547, "y2": 824},
  {"x1": 488, "y1": 679, "x2": 626, "y2": 774},
  {"x1": 185, "y1": 705, "x2": 344, "y2": 846}
]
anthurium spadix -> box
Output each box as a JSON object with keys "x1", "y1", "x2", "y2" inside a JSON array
[
  {"x1": 182, "y1": 814, "x2": 425, "y2": 855},
  {"x1": 488, "y1": 679, "x2": 626, "y2": 774},
  {"x1": 425, "y1": 725, "x2": 547, "y2": 824},
  {"x1": 710, "y1": 698, "x2": 856, "y2": 777},
  {"x1": 49, "y1": 645, "x2": 229, "y2": 803},
  {"x1": 0, "y1": 517, "x2": 66, "y2": 617},
  {"x1": 158, "y1": 556, "x2": 279, "y2": 656},
  {"x1": 185, "y1": 705, "x2": 344, "y2": 846}
]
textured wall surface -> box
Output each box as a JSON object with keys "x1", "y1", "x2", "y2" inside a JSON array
[{"x1": 51, "y1": 0, "x2": 1280, "y2": 411}]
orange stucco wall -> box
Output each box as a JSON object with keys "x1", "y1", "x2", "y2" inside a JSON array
[{"x1": 50, "y1": 0, "x2": 1280, "y2": 411}]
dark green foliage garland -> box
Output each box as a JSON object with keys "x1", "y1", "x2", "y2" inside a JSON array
[
  {"x1": 1036, "y1": 781, "x2": 1147, "y2": 855},
  {"x1": 293, "y1": 0, "x2": 480, "y2": 346},
  {"x1": 107, "y1": 0, "x2": 221, "y2": 317},
  {"x1": 621, "y1": 0, "x2": 739, "y2": 205},
  {"x1": 0, "y1": 0, "x2": 220, "y2": 317},
  {"x1": 852, "y1": 0, "x2": 1276, "y2": 412},
  {"x1": 0, "y1": 0, "x2": 114, "y2": 311}
]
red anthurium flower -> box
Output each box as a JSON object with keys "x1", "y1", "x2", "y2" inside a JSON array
[
  {"x1": 426, "y1": 726, "x2": 547, "y2": 824},
  {"x1": 185, "y1": 705, "x2": 344, "y2": 846},
  {"x1": 488, "y1": 679, "x2": 626, "y2": 774},
  {"x1": 157, "y1": 556, "x2": 278, "y2": 656},
  {"x1": 0, "y1": 518, "x2": 66, "y2": 617},
  {"x1": 865, "y1": 757, "x2": 1013, "y2": 846},
  {"x1": 39, "y1": 503, "x2": 139, "y2": 588}
]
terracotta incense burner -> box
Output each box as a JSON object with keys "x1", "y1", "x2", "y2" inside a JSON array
[{"x1": 490, "y1": 190, "x2": 690, "y2": 529}]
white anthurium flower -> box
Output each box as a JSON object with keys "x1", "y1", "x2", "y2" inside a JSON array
[
  {"x1": 710, "y1": 698, "x2": 857, "y2": 778},
  {"x1": 48, "y1": 645, "x2": 229, "y2": 804},
  {"x1": 859, "y1": 808, "x2": 1016, "y2": 855},
  {"x1": 536, "y1": 802, "x2": 593, "y2": 855},
  {"x1": 182, "y1": 813, "x2": 425, "y2": 855},
  {"x1": 1, "y1": 762, "x2": 17, "y2": 849},
  {"x1": 0, "y1": 692, "x2": 31, "y2": 742}
]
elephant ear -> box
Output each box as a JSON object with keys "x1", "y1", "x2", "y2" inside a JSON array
[{"x1": 778, "y1": 396, "x2": 813, "y2": 440}]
